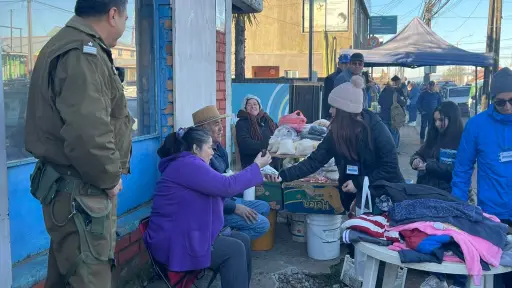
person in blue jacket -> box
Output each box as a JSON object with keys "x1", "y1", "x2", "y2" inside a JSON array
[
  {"x1": 322, "y1": 53, "x2": 350, "y2": 119},
  {"x1": 407, "y1": 82, "x2": 421, "y2": 125},
  {"x1": 451, "y1": 67, "x2": 512, "y2": 288}
]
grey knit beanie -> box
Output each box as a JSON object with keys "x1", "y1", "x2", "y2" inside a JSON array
[{"x1": 490, "y1": 67, "x2": 512, "y2": 98}]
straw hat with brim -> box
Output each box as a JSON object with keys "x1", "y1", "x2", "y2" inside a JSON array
[{"x1": 192, "y1": 105, "x2": 228, "y2": 126}]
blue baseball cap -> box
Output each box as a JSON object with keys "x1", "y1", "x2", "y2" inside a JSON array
[{"x1": 338, "y1": 53, "x2": 350, "y2": 64}]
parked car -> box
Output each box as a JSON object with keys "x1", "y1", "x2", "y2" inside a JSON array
[
  {"x1": 444, "y1": 86, "x2": 471, "y2": 116},
  {"x1": 437, "y1": 81, "x2": 457, "y2": 97}
]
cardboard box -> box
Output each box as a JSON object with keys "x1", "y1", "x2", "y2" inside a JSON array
[
  {"x1": 283, "y1": 181, "x2": 344, "y2": 214},
  {"x1": 255, "y1": 182, "x2": 283, "y2": 210}
]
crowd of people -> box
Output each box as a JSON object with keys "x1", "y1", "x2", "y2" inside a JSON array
[{"x1": 20, "y1": 0, "x2": 512, "y2": 287}]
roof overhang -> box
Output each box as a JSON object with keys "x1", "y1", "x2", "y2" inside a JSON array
[{"x1": 232, "y1": 0, "x2": 262, "y2": 14}]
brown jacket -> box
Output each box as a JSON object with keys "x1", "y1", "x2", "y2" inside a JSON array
[{"x1": 25, "y1": 16, "x2": 133, "y2": 189}]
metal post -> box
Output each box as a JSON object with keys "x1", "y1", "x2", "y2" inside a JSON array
[
  {"x1": 474, "y1": 66, "x2": 478, "y2": 116},
  {"x1": 27, "y1": 0, "x2": 33, "y2": 72},
  {"x1": 308, "y1": 0, "x2": 314, "y2": 81},
  {"x1": 0, "y1": 50, "x2": 13, "y2": 288}
]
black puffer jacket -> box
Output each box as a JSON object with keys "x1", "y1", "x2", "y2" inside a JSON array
[
  {"x1": 410, "y1": 145, "x2": 457, "y2": 193},
  {"x1": 235, "y1": 117, "x2": 275, "y2": 168},
  {"x1": 279, "y1": 109, "x2": 404, "y2": 210},
  {"x1": 322, "y1": 68, "x2": 342, "y2": 119}
]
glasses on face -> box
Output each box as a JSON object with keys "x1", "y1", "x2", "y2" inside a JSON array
[
  {"x1": 350, "y1": 61, "x2": 364, "y2": 67},
  {"x1": 494, "y1": 99, "x2": 512, "y2": 107}
]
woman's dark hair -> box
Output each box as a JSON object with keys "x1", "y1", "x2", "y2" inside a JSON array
[
  {"x1": 362, "y1": 71, "x2": 370, "y2": 85},
  {"x1": 422, "y1": 101, "x2": 464, "y2": 156},
  {"x1": 157, "y1": 127, "x2": 211, "y2": 159},
  {"x1": 330, "y1": 109, "x2": 372, "y2": 161},
  {"x1": 75, "y1": 0, "x2": 128, "y2": 18}
]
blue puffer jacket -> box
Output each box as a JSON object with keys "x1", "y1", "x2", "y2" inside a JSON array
[{"x1": 452, "y1": 105, "x2": 512, "y2": 220}]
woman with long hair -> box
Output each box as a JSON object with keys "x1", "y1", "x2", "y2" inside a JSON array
[
  {"x1": 410, "y1": 101, "x2": 466, "y2": 288},
  {"x1": 266, "y1": 76, "x2": 404, "y2": 211},
  {"x1": 235, "y1": 95, "x2": 278, "y2": 168},
  {"x1": 411, "y1": 101, "x2": 464, "y2": 192},
  {"x1": 144, "y1": 127, "x2": 272, "y2": 288}
]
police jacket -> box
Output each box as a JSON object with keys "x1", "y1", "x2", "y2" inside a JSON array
[{"x1": 25, "y1": 16, "x2": 134, "y2": 189}]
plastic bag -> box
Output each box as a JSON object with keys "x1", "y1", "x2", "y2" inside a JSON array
[
  {"x1": 268, "y1": 136, "x2": 280, "y2": 153},
  {"x1": 260, "y1": 165, "x2": 278, "y2": 175},
  {"x1": 277, "y1": 139, "x2": 295, "y2": 155},
  {"x1": 295, "y1": 139, "x2": 315, "y2": 156},
  {"x1": 278, "y1": 110, "x2": 307, "y2": 132},
  {"x1": 354, "y1": 177, "x2": 372, "y2": 279},
  {"x1": 312, "y1": 119, "x2": 330, "y2": 128},
  {"x1": 301, "y1": 124, "x2": 312, "y2": 135},
  {"x1": 273, "y1": 125, "x2": 298, "y2": 140}
]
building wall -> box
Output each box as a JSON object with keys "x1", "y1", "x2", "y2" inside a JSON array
[
  {"x1": 216, "y1": 31, "x2": 228, "y2": 147},
  {"x1": 173, "y1": 0, "x2": 216, "y2": 128},
  {"x1": 234, "y1": 0, "x2": 368, "y2": 78}
]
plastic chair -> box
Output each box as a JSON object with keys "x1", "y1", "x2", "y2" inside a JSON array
[{"x1": 138, "y1": 217, "x2": 218, "y2": 288}]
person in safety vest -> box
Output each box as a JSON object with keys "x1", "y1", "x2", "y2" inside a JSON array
[{"x1": 24, "y1": 0, "x2": 133, "y2": 286}]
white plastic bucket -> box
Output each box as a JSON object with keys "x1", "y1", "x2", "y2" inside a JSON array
[
  {"x1": 306, "y1": 214, "x2": 342, "y2": 260},
  {"x1": 243, "y1": 186, "x2": 255, "y2": 200},
  {"x1": 289, "y1": 214, "x2": 307, "y2": 242}
]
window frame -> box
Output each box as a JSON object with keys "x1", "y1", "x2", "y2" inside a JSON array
[{"x1": 5, "y1": 1, "x2": 160, "y2": 167}]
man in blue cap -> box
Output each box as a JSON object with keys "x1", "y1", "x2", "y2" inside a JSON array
[
  {"x1": 322, "y1": 53, "x2": 350, "y2": 119},
  {"x1": 333, "y1": 53, "x2": 367, "y2": 108}
]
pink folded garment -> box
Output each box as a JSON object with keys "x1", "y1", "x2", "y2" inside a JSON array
[{"x1": 388, "y1": 222, "x2": 503, "y2": 286}]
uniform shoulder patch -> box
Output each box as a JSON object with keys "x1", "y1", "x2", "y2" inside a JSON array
[{"x1": 83, "y1": 41, "x2": 97, "y2": 55}]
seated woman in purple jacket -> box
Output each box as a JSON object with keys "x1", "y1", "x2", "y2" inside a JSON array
[{"x1": 144, "y1": 127, "x2": 271, "y2": 288}]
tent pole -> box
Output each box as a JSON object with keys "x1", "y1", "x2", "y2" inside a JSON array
[{"x1": 474, "y1": 66, "x2": 478, "y2": 117}]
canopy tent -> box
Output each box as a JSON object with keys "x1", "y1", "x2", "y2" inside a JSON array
[{"x1": 347, "y1": 17, "x2": 493, "y2": 68}]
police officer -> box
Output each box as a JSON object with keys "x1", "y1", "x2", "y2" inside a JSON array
[
  {"x1": 322, "y1": 53, "x2": 350, "y2": 119},
  {"x1": 24, "y1": 0, "x2": 132, "y2": 287}
]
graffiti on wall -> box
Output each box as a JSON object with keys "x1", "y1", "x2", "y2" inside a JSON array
[{"x1": 232, "y1": 83, "x2": 289, "y2": 123}]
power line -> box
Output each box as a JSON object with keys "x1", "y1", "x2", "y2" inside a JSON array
[
  {"x1": 32, "y1": 0, "x2": 73, "y2": 14},
  {"x1": 445, "y1": 0, "x2": 483, "y2": 32}
]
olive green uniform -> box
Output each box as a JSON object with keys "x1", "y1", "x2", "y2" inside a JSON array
[{"x1": 25, "y1": 16, "x2": 133, "y2": 287}]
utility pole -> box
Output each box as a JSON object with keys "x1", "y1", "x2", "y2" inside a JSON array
[
  {"x1": 482, "y1": 0, "x2": 496, "y2": 109},
  {"x1": 492, "y1": 0, "x2": 502, "y2": 75},
  {"x1": 487, "y1": 0, "x2": 502, "y2": 107},
  {"x1": 308, "y1": 0, "x2": 314, "y2": 81},
  {"x1": 27, "y1": 0, "x2": 33, "y2": 72},
  {"x1": 423, "y1": 1, "x2": 433, "y2": 84}
]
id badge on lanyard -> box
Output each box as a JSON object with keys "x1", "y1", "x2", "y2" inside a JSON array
[
  {"x1": 499, "y1": 151, "x2": 512, "y2": 163},
  {"x1": 346, "y1": 165, "x2": 359, "y2": 175}
]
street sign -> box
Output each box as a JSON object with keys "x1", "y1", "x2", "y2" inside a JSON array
[
  {"x1": 368, "y1": 36, "x2": 380, "y2": 48},
  {"x1": 369, "y1": 16, "x2": 398, "y2": 35}
]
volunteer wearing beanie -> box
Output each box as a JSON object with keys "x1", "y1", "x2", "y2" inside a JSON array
[
  {"x1": 266, "y1": 76, "x2": 404, "y2": 211},
  {"x1": 236, "y1": 95, "x2": 278, "y2": 168},
  {"x1": 451, "y1": 67, "x2": 512, "y2": 288}
]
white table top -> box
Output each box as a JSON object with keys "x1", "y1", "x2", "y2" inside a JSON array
[{"x1": 355, "y1": 242, "x2": 512, "y2": 275}]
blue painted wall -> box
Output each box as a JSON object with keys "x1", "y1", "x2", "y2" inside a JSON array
[
  {"x1": 232, "y1": 83, "x2": 290, "y2": 123},
  {"x1": 8, "y1": 138, "x2": 159, "y2": 263}
]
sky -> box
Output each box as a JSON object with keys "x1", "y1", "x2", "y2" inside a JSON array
[
  {"x1": 1, "y1": 0, "x2": 510, "y2": 78},
  {"x1": 0, "y1": 0, "x2": 136, "y2": 45},
  {"x1": 369, "y1": 0, "x2": 512, "y2": 78}
]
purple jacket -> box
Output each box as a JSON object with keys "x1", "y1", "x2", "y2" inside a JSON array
[{"x1": 143, "y1": 152, "x2": 263, "y2": 271}]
